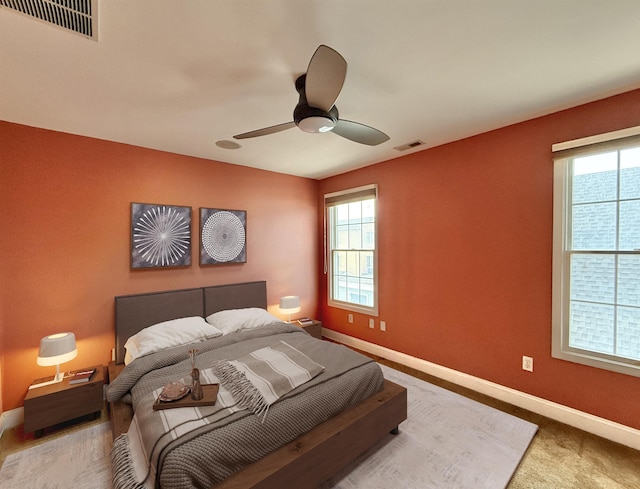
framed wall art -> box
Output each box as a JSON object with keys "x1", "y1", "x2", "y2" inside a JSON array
[
  {"x1": 199, "y1": 208, "x2": 247, "y2": 265},
  {"x1": 131, "y1": 202, "x2": 192, "y2": 269}
]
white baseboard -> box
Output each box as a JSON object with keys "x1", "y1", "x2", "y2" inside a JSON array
[
  {"x1": 0, "y1": 407, "x2": 24, "y2": 435},
  {"x1": 323, "y1": 329, "x2": 640, "y2": 451}
]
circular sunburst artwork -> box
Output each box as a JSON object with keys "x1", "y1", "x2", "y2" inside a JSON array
[
  {"x1": 200, "y1": 209, "x2": 246, "y2": 265},
  {"x1": 131, "y1": 203, "x2": 191, "y2": 269}
]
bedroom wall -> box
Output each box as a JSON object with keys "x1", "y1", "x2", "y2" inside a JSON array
[
  {"x1": 318, "y1": 88, "x2": 640, "y2": 431},
  {"x1": 0, "y1": 121, "x2": 319, "y2": 412}
]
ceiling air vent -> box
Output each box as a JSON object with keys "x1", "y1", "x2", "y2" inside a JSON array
[
  {"x1": 1, "y1": 0, "x2": 98, "y2": 40},
  {"x1": 393, "y1": 140, "x2": 425, "y2": 152}
]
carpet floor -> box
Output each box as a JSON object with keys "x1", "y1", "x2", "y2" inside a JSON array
[{"x1": 0, "y1": 363, "x2": 537, "y2": 489}]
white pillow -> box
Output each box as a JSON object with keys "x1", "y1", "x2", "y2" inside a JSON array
[
  {"x1": 124, "y1": 316, "x2": 222, "y2": 364},
  {"x1": 205, "y1": 307, "x2": 281, "y2": 335}
]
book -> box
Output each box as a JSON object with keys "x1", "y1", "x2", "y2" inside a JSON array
[
  {"x1": 69, "y1": 368, "x2": 96, "y2": 384},
  {"x1": 297, "y1": 318, "x2": 315, "y2": 325}
]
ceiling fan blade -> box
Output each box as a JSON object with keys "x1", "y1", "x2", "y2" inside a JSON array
[
  {"x1": 332, "y1": 120, "x2": 390, "y2": 146},
  {"x1": 305, "y1": 45, "x2": 347, "y2": 111},
  {"x1": 233, "y1": 121, "x2": 296, "y2": 140}
]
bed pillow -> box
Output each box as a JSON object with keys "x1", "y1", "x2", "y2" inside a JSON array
[
  {"x1": 205, "y1": 307, "x2": 281, "y2": 335},
  {"x1": 124, "y1": 316, "x2": 223, "y2": 364}
]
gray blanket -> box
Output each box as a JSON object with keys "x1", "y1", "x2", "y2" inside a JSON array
[{"x1": 107, "y1": 322, "x2": 384, "y2": 489}]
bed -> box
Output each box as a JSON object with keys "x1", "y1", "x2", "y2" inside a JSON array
[{"x1": 107, "y1": 281, "x2": 407, "y2": 489}]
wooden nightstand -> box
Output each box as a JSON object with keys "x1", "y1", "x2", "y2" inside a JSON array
[
  {"x1": 24, "y1": 365, "x2": 105, "y2": 438},
  {"x1": 296, "y1": 319, "x2": 322, "y2": 340}
]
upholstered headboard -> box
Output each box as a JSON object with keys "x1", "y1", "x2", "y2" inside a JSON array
[
  {"x1": 114, "y1": 281, "x2": 267, "y2": 364},
  {"x1": 203, "y1": 281, "x2": 267, "y2": 316}
]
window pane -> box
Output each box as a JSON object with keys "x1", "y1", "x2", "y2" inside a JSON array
[
  {"x1": 349, "y1": 224, "x2": 362, "y2": 249},
  {"x1": 345, "y1": 251, "x2": 360, "y2": 276},
  {"x1": 362, "y1": 198, "x2": 375, "y2": 222},
  {"x1": 618, "y1": 255, "x2": 640, "y2": 307},
  {"x1": 571, "y1": 202, "x2": 616, "y2": 250},
  {"x1": 570, "y1": 254, "x2": 615, "y2": 303},
  {"x1": 620, "y1": 147, "x2": 640, "y2": 200},
  {"x1": 336, "y1": 225, "x2": 349, "y2": 249},
  {"x1": 619, "y1": 200, "x2": 640, "y2": 251},
  {"x1": 617, "y1": 306, "x2": 640, "y2": 360},
  {"x1": 569, "y1": 301, "x2": 615, "y2": 354},
  {"x1": 361, "y1": 250, "x2": 374, "y2": 276},
  {"x1": 346, "y1": 276, "x2": 361, "y2": 303},
  {"x1": 360, "y1": 278, "x2": 374, "y2": 306},
  {"x1": 348, "y1": 201, "x2": 362, "y2": 221},
  {"x1": 334, "y1": 275, "x2": 346, "y2": 301},
  {"x1": 362, "y1": 222, "x2": 375, "y2": 250},
  {"x1": 336, "y1": 204, "x2": 349, "y2": 224},
  {"x1": 333, "y1": 250, "x2": 346, "y2": 274},
  {"x1": 572, "y1": 152, "x2": 617, "y2": 204}
]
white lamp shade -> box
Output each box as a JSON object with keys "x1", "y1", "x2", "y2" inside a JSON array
[
  {"x1": 37, "y1": 332, "x2": 78, "y2": 366},
  {"x1": 279, "y1": 296, "x2": 301, "y2": 314}
]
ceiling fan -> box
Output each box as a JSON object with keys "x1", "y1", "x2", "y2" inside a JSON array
[{"x1": 233, "y1": 45, "x2": 390, "y2": 146}]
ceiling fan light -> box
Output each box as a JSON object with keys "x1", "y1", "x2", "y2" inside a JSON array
[{"x1": 298, "y1": 116, "x2": 336, "y2": 133}]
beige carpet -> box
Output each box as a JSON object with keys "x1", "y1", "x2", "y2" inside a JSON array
[
  {"x1": 0, "y1": 422, "x2": 112, "y2": 488},
  {"x1": 0, "y1": 364, "x2": 537, "y2": 489}
]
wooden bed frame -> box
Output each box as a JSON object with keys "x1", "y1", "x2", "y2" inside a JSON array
[{"x1": 109, "y1": 281, "x2": 407, "y2": 488}]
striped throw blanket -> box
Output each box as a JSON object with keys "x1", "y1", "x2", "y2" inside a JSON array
[
  {"x1": 113, "y1": 341, "x2": 324, "y2": 489},
  {"x1": 212, "y1": 340, "x2": 325, "y2": 421}
]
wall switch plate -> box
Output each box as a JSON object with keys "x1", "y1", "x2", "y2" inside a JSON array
[
  {"x1": 111, "y1": 348, "x2": 116, "y2": 362},
  {"x1": 522, "y1": 355, "x2": 534, "y2": 372},
  {"x1": 380, "y1": 320, "x2": 386, "y2": 331},
  {"x1": 348, "y1": 314, "x2": 353, "y2": 323},
  {"x1": 369, "y1": 318, "x2": 375, "y2": 329}
]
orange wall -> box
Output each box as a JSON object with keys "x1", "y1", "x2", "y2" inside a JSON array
[
  {"x1": 319, "y1": 88, "x2": 640, "y2": 430},
  {"x1": 0, "y1": 122, "x2": 319, "y2": 412}
]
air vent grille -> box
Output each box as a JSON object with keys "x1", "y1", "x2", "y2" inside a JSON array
[
  {"x1": 393, "y1": 140, "x2": 425, "y2": 152},
  {"x1": 1, "y1": 0, "x2": 97, "y2": 39}
]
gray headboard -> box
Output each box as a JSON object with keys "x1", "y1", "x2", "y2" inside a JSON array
[
  {"x1": 203, "y1": 281, "x2": 267, "y2": 316},
  {"x1": 114, "y1": 281, "x2": 267, "y2": 364}
]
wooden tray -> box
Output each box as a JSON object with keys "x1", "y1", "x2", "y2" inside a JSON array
[{"x1": 153, "y1": 383, "x2": 219, "y2": 410}]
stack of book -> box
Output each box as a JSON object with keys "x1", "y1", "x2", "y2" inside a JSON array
[{"x1": 69, "y1": 368, "x2": 97, "y2": 384}]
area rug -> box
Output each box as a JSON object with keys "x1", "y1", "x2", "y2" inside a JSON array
[
  {"x1": 320, "y1": 364, "x2": 538, "y2": 489},
  {"x1": 0, "y1": 421, "x2": 112, "y2": 489},
  {"x1": 0, "y1": 365, "x2": 537, "y2": 489}
]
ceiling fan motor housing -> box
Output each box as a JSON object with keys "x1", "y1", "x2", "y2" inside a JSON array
[{"x1": 294, "y1": 74, "x2": 338, "y2": 133}]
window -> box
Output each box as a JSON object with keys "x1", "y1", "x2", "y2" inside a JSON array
[
  {"x1": 325, "y1": 184, "x2": 378, "y2": 315},
  {"x1": 552, "y1": 128, "x2": 640, "y2": 376}
]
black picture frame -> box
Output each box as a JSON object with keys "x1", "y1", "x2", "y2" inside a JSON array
[
  {"x1": 199, "y1": 208, "x2": 247, "y2": 266},
  {"x1": 130, "y1": 202, "x2": 192, "y2": 269}
]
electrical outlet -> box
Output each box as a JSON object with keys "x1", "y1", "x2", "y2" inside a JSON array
[
  {"x1": 369, "y1": 318, "x2": 375, "y2": 329},
  {"x1": 380, "y1": 320, "x2": 386, "y2": 331},
  {"x1": 111, "y1": 348, "x2": 116, "y2": 361},
  {"x1": 522, "y1": 356, "x2": 534, "y2": 372},
  {"x1": 348, "y1": 314, "x2": 353, "y2": 323}
]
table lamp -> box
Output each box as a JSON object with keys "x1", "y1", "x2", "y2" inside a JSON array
[
  {"x1": 30, "y1": 332, "x2": 78, "y2": 389},
  {"x1": 279, "y1": 296, "x2": 301, "y2": 323}
]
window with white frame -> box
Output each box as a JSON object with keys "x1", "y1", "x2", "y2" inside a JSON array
[
  {"x1": 552, "y1": 128, "x2": 640, "y2": 377},
  {"x1": 325, "y1": 184, "x2": 378, "y2": 315}
]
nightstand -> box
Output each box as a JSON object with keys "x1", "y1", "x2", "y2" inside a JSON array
[
  {"x1": 24, "y1": 365, "x2": 105, "y2": 438},
  {"x1": 296, "y1": 319, "x2": 322, "y2": 340}
]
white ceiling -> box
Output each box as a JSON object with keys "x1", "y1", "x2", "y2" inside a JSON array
[{"x1": 2, "y1": 1, "x2": 640, "y2": 180}]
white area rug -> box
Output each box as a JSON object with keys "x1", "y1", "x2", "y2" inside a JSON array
[
  {"x1": 321, "y1": 364, "x2": 538, "y2": 489},
  {"x1": 0, "y1": 422, "x2": 112, "y2": 489},
  {"x1": 0, "y1": 365, "x2": 537, "y2": 489}
]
